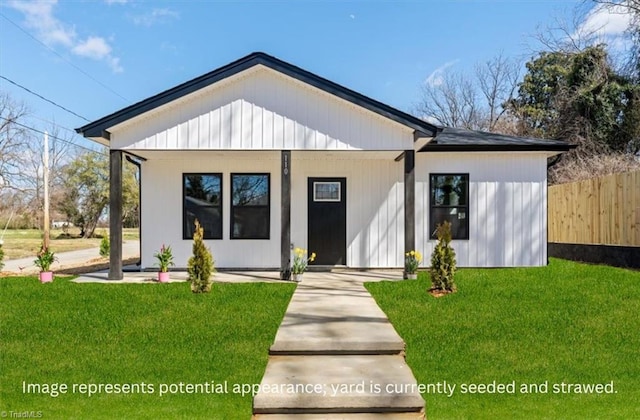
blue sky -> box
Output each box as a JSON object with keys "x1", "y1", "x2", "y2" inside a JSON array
[{"x1": 0, "y1": 0, "x2": 632, "y2": 151}]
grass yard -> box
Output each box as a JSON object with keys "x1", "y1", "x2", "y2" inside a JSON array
[
  {"x1": 0, "y1": 277, "x2": 295, "y2": 419},
  {"x1": 0, "y1": 228, "x2": 139, "y2": 260},
  {"x1": 366, "y1": 258, "x2": 640, "y2": 419}
]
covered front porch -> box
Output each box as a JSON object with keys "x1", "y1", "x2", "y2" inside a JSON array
[{"x1": 105, "y1": 148, "x2": 420, "y2": 280}]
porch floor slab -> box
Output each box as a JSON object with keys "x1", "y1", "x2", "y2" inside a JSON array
[
  {"x1": 72, "y1": 270, "x2": 284, "y2": 283},
  {"x1": 71, "y1": 269, "x2": 405, "y2": 285}
]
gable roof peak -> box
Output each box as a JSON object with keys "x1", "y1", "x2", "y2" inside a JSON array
[{"x1": 76, "y1": 52, "x2": 438, "y2": 140}]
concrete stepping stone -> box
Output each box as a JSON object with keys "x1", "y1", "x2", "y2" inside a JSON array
[
  {"x1": 254, "y1": 413, "x2": 424, "y2": 419},
  {"x1": 254, "y1": 274, "x2": 425, "y2": 418},
  {"x1": 269, "y1": 280, "x2": 405, "y2": 355},
  {"x1": 253, "y1": 355, "x2": 424, "y2": 414}
]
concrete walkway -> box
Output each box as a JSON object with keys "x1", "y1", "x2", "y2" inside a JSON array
[
  {"x1": 1, "y1": 240, "x2": 139, "y2": 275},
  {"x1": 253, "y1": 273, "x2": 425, "y2": 418}
]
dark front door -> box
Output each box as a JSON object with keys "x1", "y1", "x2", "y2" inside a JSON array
[{"x1": 308, "y1": 177, "x2": 346, "y2": 266}]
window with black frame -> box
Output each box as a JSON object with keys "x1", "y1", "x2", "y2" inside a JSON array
[
  {"x1": 183, "y1": 173, "x2": 222, "y2": 239},
  {"x1": 231, "y1": 173, "x2": 270, "y2": 239},
  {"x1": 430, "y1": 174, "x2": 469, "y2": 240}
]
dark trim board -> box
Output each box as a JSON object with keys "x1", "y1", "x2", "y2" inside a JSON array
[
  {"x1": 280, "y1": 151, "x2": 291, "y2": 280},
  {"x1": 548, "y1": 243, "x2": 640, "y2": 269},
  {"x1": 109, "y1": 150, "x2": 123, "y2": 280},
  {"x1": 404, "y1": 150, "x2": 415, "y2": 268}
]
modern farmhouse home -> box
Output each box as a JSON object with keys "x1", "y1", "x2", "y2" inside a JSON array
[{"x1": 77, "y1": 52, "x2": 573, "y2": 279}]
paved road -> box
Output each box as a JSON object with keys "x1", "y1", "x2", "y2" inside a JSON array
[{"x1": 1, "y1": 240, "x2": 140, "y2": 275}]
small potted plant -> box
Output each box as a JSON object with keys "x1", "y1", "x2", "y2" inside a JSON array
[
  {"x1": 291, "y1": 248, "x2": 316, "y2": 282},
  {"x1": 34, "y1": 244, "x2": 56, "y2": 283},
  {"x1": 404, "y1": 250, "x2": 422, "y2": 280},
  {"x1": 154, "y1": 244, "x2": 174, "y2": 283}
]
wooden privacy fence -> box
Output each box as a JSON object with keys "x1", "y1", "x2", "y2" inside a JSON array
[{"x1": 548, "y1": 171, "x2": 640, "y2": 246}]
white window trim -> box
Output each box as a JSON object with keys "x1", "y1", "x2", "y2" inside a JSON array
[{"x1": 313, "y1": 181, "x2": 341, "y2": 202}]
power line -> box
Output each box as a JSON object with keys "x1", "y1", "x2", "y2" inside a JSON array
[
  {"x1": 28, "y1": 115, "x2": 79, "y2": 136},
  {"x1": 0, "y1": 75, "x2": 91, "y2": 122},
  {"x1": 0, "y1": 116, "x2": 106, "y2": 155},
  {"x1": 0, "y1": 12, "x2": 129, "y2": 103}
]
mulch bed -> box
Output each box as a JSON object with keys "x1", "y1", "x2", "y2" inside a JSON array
[{"x1": 428, "y1": 288, "x2": 456, "y2": 298}]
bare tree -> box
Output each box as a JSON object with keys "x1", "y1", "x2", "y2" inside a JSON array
[
  {"x1": 591, "y1": 0, "x2": 640, "y2": 78},
  {"x1": 18, "y1": 125, "x2": 80, "y2": 226},
  {"x1": 417, "y1": 71, "x2": 485, "y2": 130},
  {"x1": 592, "y1": 0, "x2": 640, "y2": 14},
  {"x1": 0, "y1": 92, "x2": 31, "y2": 193},
  {"x1": 532, "y1": 13, "x2": 602, "y2": 54},
  {"x1": 416, "y1": 55, "x2": 520, "y2": 132},
  {"x1": 476, "y1": 54, "x2": 522, "y2": 132}
]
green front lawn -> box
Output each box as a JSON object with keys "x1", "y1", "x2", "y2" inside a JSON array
[
  {"x1": 366, "y1": 259, "x2": 640, "y2": 419},
  {"x1": 0, "y1": 278, "x2": 295, "y2": 419}
]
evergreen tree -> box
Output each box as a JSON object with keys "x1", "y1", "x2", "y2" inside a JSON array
[
  {"x1": 188, "y1": 219, "x2": 214, "y2": 293},
  {"x1": 430, "y1": 221, "x2": 457, "y2": 293}
]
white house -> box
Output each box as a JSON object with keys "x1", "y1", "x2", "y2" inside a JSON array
[{"x1": 76, "y1": 52, "x2": 573, "y2": 279}]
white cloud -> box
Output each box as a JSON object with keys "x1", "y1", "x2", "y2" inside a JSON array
[
  {"x1": 578, "y1": 3, "x2": 632, "y2": 37},
  {"x1": 73, "y1": 36, "x2": 112, "y2": 60},
  {"x1": 424, "y1": 59, "x2": 460, "y2": 87},
  {"x1": 575, "y1": 3, "x2": 633, "y2": 51},
  {"x1": 131, "y1": 8, "x2": 179, "y2": 26},
  {"x1": 105, "y1": 0, "x2": 128, "y2": 4},
  {"x1": 7, "y1": 0, "x2": 123, "y2": 73},
  {"x1": 8, "y1": 0, "x2": 75, "y2": 47},
  {"x1": 108, "y1": 57, "x2": 123, "y2": 74}
]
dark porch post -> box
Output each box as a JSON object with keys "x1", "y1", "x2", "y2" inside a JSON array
[
  {"x1": 404, "y1": 150, "x2": 415, "y2": 278},
  {"x1": 109, "y1": 149, "x2": 123, "y2": 280},
  {"x1": 280, "y1": 150, "x2": 291, "y2": 280}
]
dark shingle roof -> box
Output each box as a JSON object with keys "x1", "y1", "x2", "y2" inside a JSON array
[
  {"x1": 76, "y1": 52, "x2": 438, "y2": 140},
  {"x1": 422, "y1": 127, "x2": 575, "y2": 152}
]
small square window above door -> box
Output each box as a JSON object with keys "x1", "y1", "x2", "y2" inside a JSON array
[{"x1": 313, "y1": 182, "x2": 341, "y2": 202}]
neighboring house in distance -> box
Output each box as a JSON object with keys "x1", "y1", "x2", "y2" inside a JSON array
[
  {"x1": 51, "y1": 221, "x2": 73, "y2": 229},
  {"x1": 76, "y1": 52, "x2": 573, "y2": 280}
]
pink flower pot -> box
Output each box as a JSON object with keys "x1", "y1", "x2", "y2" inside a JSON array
[
  {"x1": 39, "y1": 271, "x2": 53, "y2": 283},
  {"x1": 158, "y1": 272, "x2": 170, "y2": 283}
]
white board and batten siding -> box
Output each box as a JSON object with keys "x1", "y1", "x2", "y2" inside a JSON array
[
  {"x1": 140, "y1": 150, "x2": 549, "y2": 269},
  {"x1": 417, "y1": 152, "x2": 548, "y2": 267},
  {"x1": 109, "y1": 66, "x2": 414, "y2": 152},
  {"x1": 291, "y1": 153, "x2": 405, "y2": 268},
  {"x1": 140, "y1": 152, "x2": 281, "y2": 269},
  {"x1": 140, "y1": 151, "x2": 407, "y2": 269}
]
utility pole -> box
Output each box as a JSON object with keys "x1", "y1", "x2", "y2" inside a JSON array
[{"x1": 43, "y1": 131, "x2": 50, "y2": 249}]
